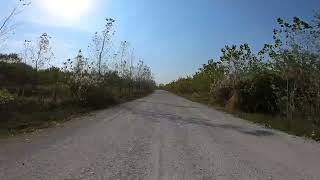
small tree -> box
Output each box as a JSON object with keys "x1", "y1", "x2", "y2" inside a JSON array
[
  {"x1": 22, "y1": 33, "x2": 53, "y2": 90},
  {"x1": 89, "y1": 18, "x2": 115, "y2": 76},
  {"x1": 32, "y1": 33, "x2": 53, "y2": 71},
  {"x1": 22, "y1": 34, "x2": 54, "y2": 73},
  {"x1": 63, "y1": 50, "x2": 97, "y2": 102}
]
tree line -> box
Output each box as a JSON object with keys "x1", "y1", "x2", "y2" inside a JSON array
[
  {"x1": 163, "y1": 13, "x2": 320, "y2": 140},
  {"x1": 0, "y1": 1, "x2": 155, "y2": 134}
]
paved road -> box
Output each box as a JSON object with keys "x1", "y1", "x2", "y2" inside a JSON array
[{"x1": 1, "y1": 90, "x2": 320, "y2": 180}]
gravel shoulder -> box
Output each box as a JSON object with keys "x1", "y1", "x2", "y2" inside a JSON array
[{"x1": 1, "y1": 90, "x2": 320, "y2": 180}]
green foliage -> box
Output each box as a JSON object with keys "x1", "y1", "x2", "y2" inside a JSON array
[
  {"x1": 0, "y1": 17, "x2": 156, "y2": 135},
  {"x1": 164, "y1": 13, "x2": 320, "y2": 140},
  {"x1": 85, "y1": 86, "x2": 116, "y2": 109},
  {"x1": 0, "y1": 51, "x2": 155, "y2": 134},
  {"x1": 238, "y1": 71, "x2": 281, "y2": 114},
  {"x1": 0, "y1": 61, "x2": 35, "y2": 87},
  {"x1": 0, "y1": 53, "x2": 21, "y2": 63},
  {"x1": 0, "y1": 89, "x2": 14, "y2": 105}
]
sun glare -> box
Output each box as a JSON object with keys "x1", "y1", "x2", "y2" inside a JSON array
[{"x1": 39, "y1": 0, "x2": 91, "y2": 21}]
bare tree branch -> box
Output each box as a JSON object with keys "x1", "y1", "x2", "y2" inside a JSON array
[{"x1": 0, "y1": 0, "x2": 31, "y2": 43}]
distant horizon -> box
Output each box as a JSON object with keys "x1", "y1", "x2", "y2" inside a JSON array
[{"x1": 0, "y1": 0, "x2": 319, "y2": 83}]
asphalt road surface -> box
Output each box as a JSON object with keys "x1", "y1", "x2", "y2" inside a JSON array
[{"x1": 1, "y1": 90, "x2": 320, "y2": 180}]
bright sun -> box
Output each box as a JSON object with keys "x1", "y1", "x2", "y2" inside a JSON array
[{"x1": 39, "y1": 0, "x2": 91, "y2": 21}]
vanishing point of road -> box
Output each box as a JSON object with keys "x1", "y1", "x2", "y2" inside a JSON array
[{"x1": 1, "y1": 90, "x2": 320, "y2": 180}]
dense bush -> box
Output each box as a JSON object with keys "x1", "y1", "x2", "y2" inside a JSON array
[
  {"x1": 0, "y1": 16, "x2": 156, "y2": 134},
  {"x1": 0, "y1": 53, "x2": 155, "y2": 134},
  {"x1": 238, "y1": 72, "x2": 281, "y2": 114},
  {"x1": 85, "y1": 86, "x2": 116, "y2": 108},
  {"x1": 0, "y1": 89, "x2": 15, "y2": 105},
  {"x1": 164, "y1": 14, "x2": 320, "y2": 140},
  {"x1": 210, "y1": 83, "x2": 232, "y2": 106}
]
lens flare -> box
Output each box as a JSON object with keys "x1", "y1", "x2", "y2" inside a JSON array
[{"x1": 39, "y1": 0, "x2": 91, "y2": 21}]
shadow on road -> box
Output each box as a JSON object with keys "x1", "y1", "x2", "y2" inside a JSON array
[
  {"x1": 136, "y1": 100, "x2": 200, "y2": 109},
  {"x1": 123, "y1": 104, "x2": 275, "y2": 137}
]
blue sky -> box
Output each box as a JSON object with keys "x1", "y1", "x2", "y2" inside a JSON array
[{"x1": 0, "y1": 0, "x2": 319, "y2": 83}]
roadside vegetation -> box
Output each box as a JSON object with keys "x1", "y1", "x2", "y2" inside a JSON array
[
  {"x1": 0, "y1": 1, "x2": 155, "y2": 136},
  {"x1": 162, "y1": 13, "x2": 320, "y2": 141}
]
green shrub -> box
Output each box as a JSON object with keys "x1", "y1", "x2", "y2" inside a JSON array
[
  {"x1": 0, "y1": 89, "x2": 15, "y2": 105},
  {"x1": 238, "y1": 72, "x2": 281, "y2": 114},
  {"x1": 85, "y1": 86, "x2": 116, "y2": 108},
  {"x1": 210, "y1": 85, "x2": 233, "y2": 106}
]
